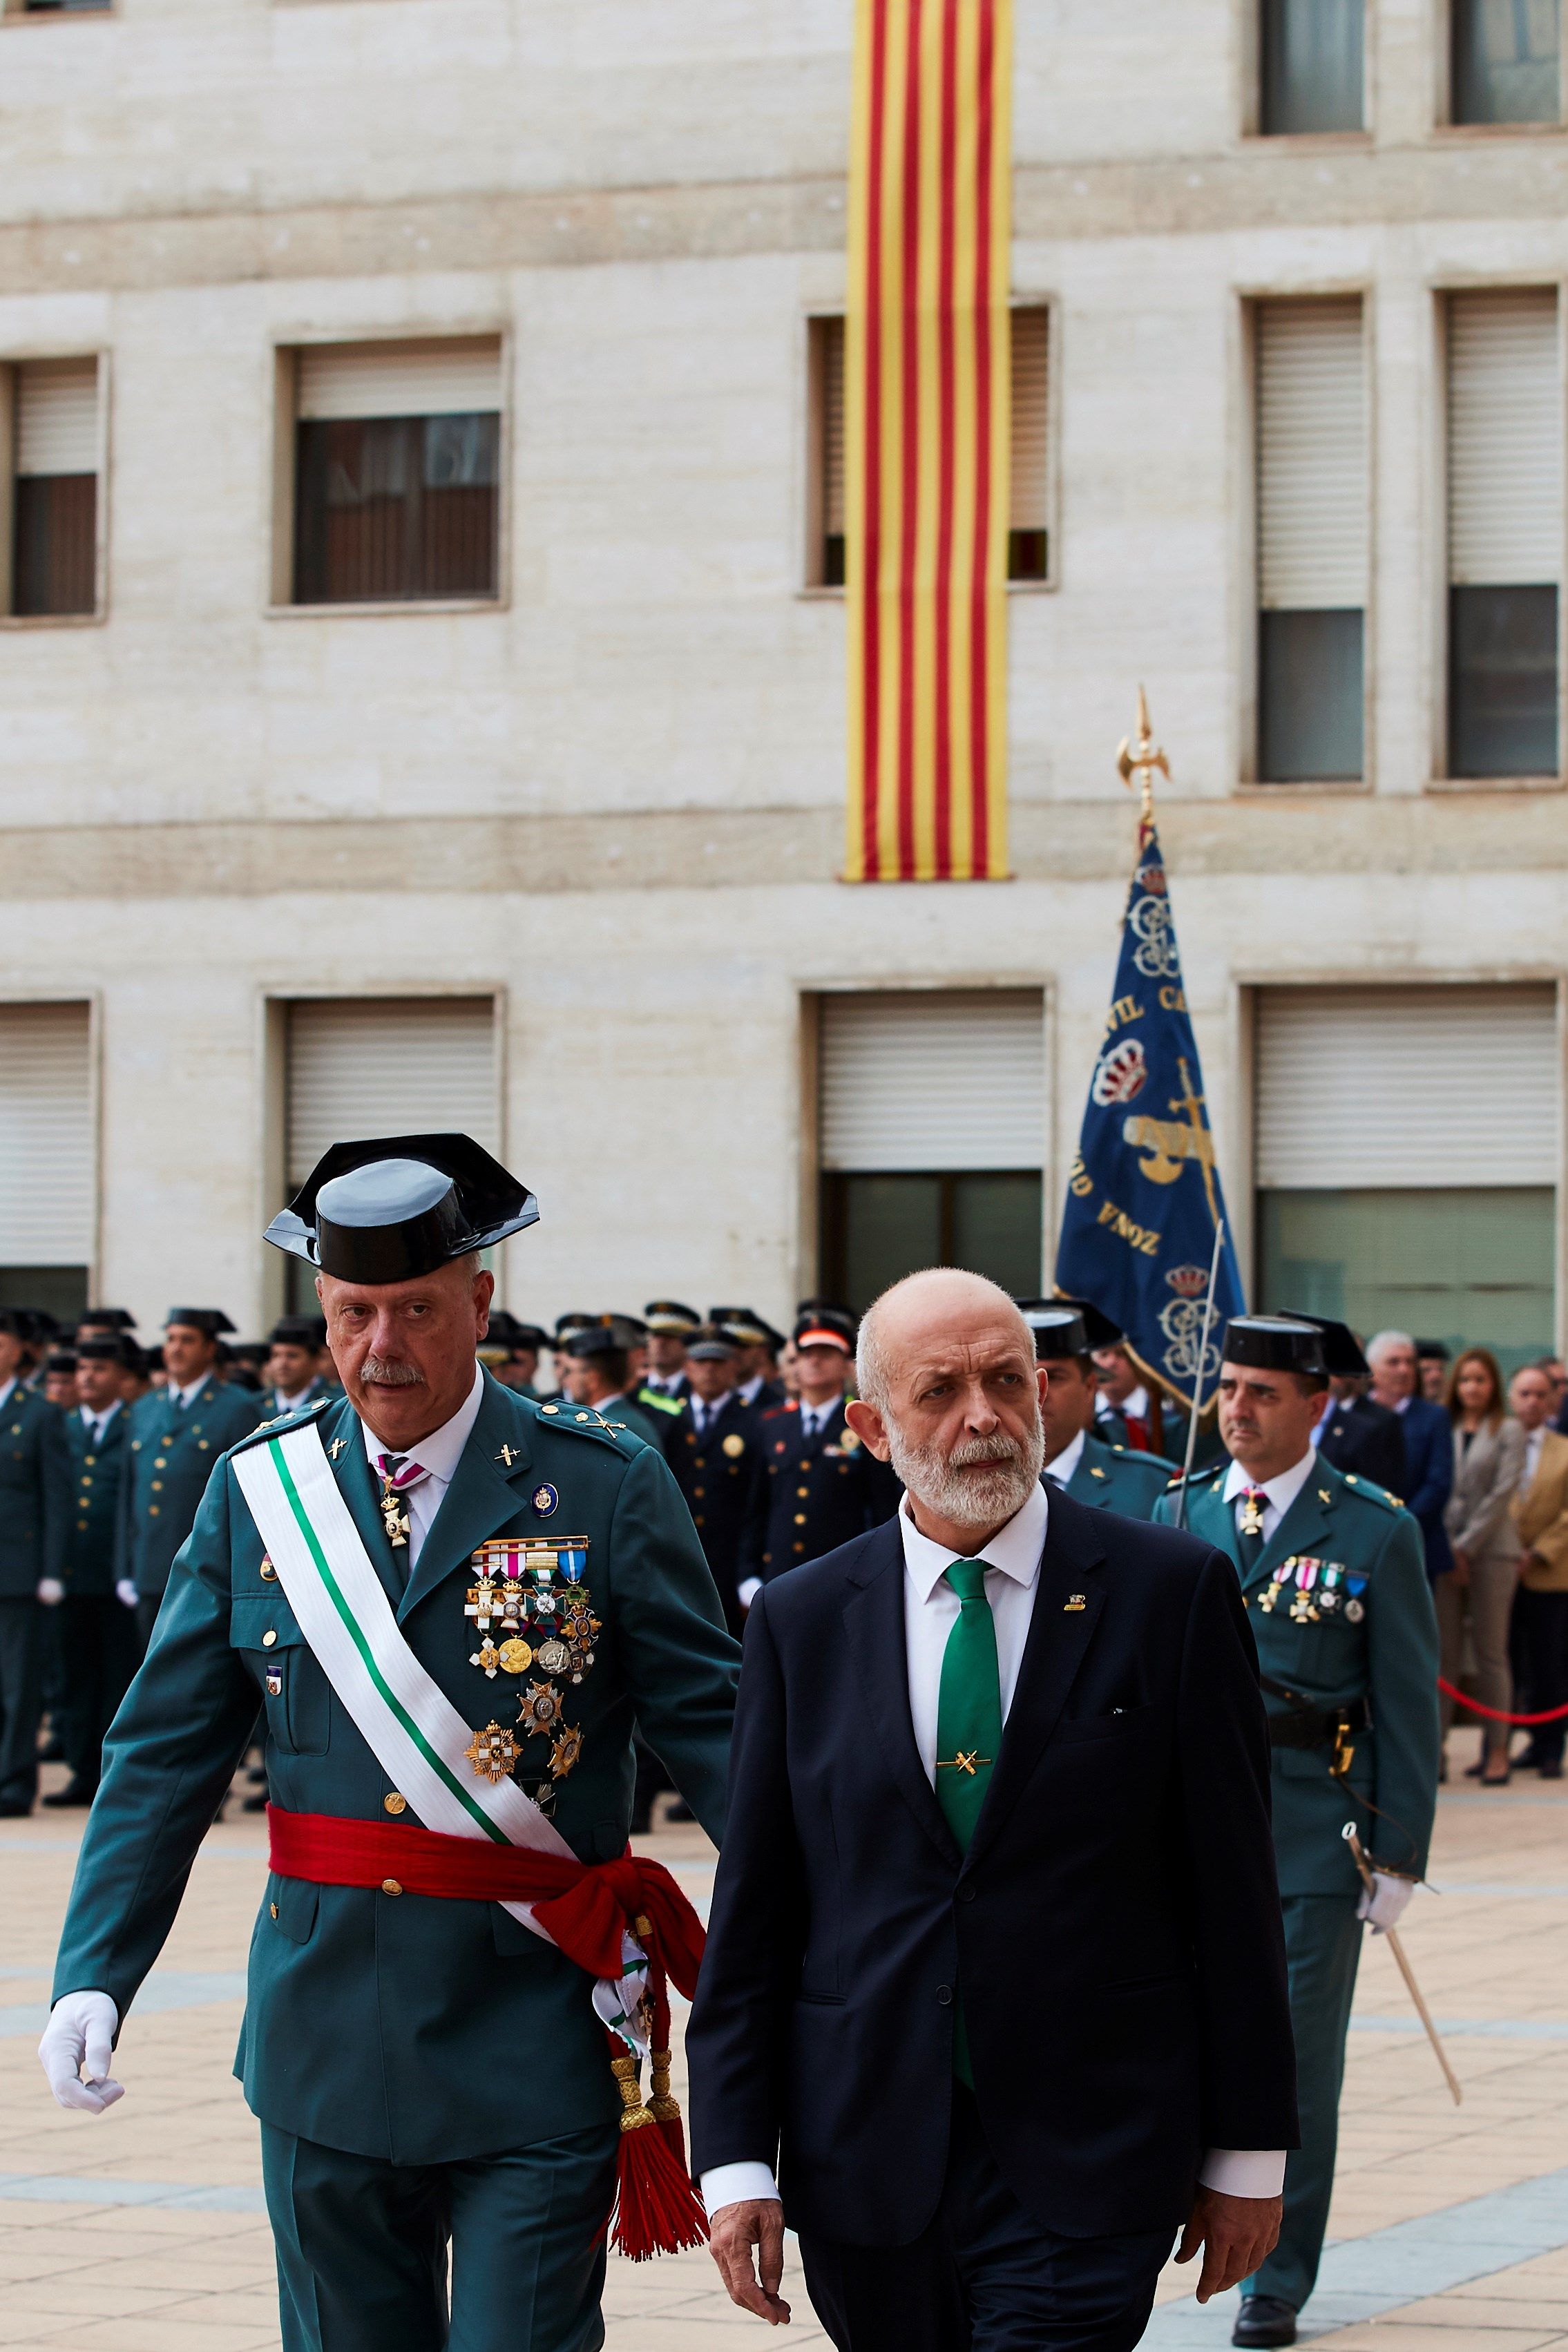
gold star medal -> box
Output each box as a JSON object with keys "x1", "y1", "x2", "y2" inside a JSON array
[
  {"x1": 470, "y1": 1638, "x2": 501, "y2": 1680},
  {"x1": 465, "y1": 1721, "x2": 519, "y2": 1782},
  {"x1": 548, "y1": 1724, "x2": 584, "y2": 1781}
]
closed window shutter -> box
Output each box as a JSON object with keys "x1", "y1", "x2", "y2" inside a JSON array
[
  {"x1": 287, "y1": 1000, "x2": 498, "y2": 1189},
  {"x1": 0, "y1": 1004, "x2": 93, "y2": 1263},
  {"x1": 819, "y1": 992, "x2": 1044, "y2": 1173},
  {"x1": 1010, "y1": 307, "x2": 1049, "y2": 533},
  {"x1": 15, "y1": 358, "x2": 97, "y2": 477},
  {"x1": 1256, "y1": 299, "x2": 1367, "y2": 610},
  {"x1": 1448, "y1": 289, "x2": 1560, "y2": 587},
  {"x1": 296, "y1": 339, "x2": 502, "y2": 422},
  {"x1": 1256, "y1": 986, "x2": 1558, "y2": 1187},
  {"x1": 823, "y1": 316, "x2": 845, "y2": 540}
]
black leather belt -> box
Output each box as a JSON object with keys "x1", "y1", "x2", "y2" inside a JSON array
[{"x1": 1263, "y1": 1681, "x2": 1370, "y2": 1757}]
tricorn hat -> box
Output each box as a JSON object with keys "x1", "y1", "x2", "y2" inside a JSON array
[
  {"x1": 265, "y1": 1134, "x2": 538, "y2": 1285},
  {"x1": 1281, "y1": 1314, "x2": 1367, "y2": 1381},
  {"x1": 1017, "y1": 1295, "x2": 1122, "y2": 1358},
  {"x1": 164, "y1": 1308, "x2": 237, "y2": 1337},
  {"x1": 1221, "y1": 1314, "x2": 1328, "y2": 1378}
]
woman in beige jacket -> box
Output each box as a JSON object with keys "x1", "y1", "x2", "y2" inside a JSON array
[{"x1": 1440, "y1": 1348, "x2": 1525, "y2": 1785}]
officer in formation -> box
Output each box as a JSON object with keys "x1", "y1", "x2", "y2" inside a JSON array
[
  {"x1": 742, "y1": 1308, "x2": 898, "y2": 1596},
  {"x1": 555, "y1": 1316, "x2": 682, "y2": 1452},
  {"x1": 667, "y1": 1323, "x2": 767, "y2": 1633},
  {"x1": 480, "y1": 1311, "x2": 551, "y2": 1398},
  {"x1": 639, "y1": 1301, "x2": 698, "y2": 1406},
  {"x1": 1021, "y1": 1298, "x2": 1177, "y2": 1516},
  {"x1": 1305, "y1": 1318, "x2": 1406, "y2": 1497},
  {"x1": 0, "y1": 1308, "x2": 72, "y2": 1817},
  {"x1": 262, "y1": 1317, "x2": 337, "y2": 1419},
  {"x1": 44, "y1": 1132, "x2": 738, "y2": 2352},
  {"x1": 50, "y1": 1335, "x2": 142, "y2": 1807},
  {"x1": 1155, "y1": 1314, "x2": 1440, "y2": 2350},
  {"x1": 710, "y1": 1309, "x2": 786, "y2": 1410},
  {"x1": 119, "y1": 1309, "x2": 263, "y2": 1647}
]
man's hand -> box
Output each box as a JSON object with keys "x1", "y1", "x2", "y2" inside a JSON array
[
  {"x1": 709, "y1": 2198, "x2": 791, "y2": 2325},
  {"x1": 39, "y1": 1991, "x2": 124, "y2": 2114},
  {"x1": 1356, "y1": 1871, "x2": 1415, "y2": 1935},
  {"x1": 1174, "y1": 2186, "x2": 1281, "y2": 2303}
]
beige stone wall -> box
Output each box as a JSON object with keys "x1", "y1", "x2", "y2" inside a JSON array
[{"x1": 0, "y1": 0, "x2": 1563, "y2": 1334}]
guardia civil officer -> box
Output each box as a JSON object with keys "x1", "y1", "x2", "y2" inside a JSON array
[
  {"x1": 741, "y1": 1309, "x2": 896, "y2": 1598},
  {"x1": 557, "y1": 1317, "x2": 681, "y2": 1454},
  {"x1": 0, "y1": 1308, "x2": 73, "y2": 1816},
  {"x1": 1022, "y1": 1300, "x2": 1176, "y2": 1517},
  {"x1": 262, "y1": 1317, "x2": 335, "y2": 1419},
  {"x1": 48, "y1": 1336, "x2": 140, "y2": 1807},
  {"x1": 1155, "y1": 1316, "x2": 1440, "y2": 2349},
  {"x1": 43, "y1": 1134, "x2": 739, "y2": 2352},
  {"x1": 640, "y1": 1302, "x2": 699, "y2": 1406},
  {"x1": 669, "y1": 1326, "x2": 766, "y2": 1632},
  {"x1": 1300, "y1": 1319, "x2": 1406, "y2": 1500},
  {"x1": 117, "y1": 1310, "x2": 263, "y2": 1647}
]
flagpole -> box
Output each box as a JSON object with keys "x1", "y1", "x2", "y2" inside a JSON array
[{"x1": 1172, "y1": 1214, "x2": 1225, "y2": 1532}]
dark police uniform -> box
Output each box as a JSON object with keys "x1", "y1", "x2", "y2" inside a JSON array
[
  {"x1": 669, "y1": 1388, "x2": 765, "y2": 1634},
  {"x1": 0, "y1": 1362, "x2": 73, "y2": 1813},
  {"x1": 118, "y1": 1346, "x2": 262, "y2": 1645},
  {"x1": 55, "y1": 1396, "x2": 139, "y2": 1801},
  {"x1": 50, "y1": 1134, "x2": 739, "y2": 2352},
  {"x1": 1155, "y1": 1316, "x2": 1439, "y2": 2344},
  {"x1": 745, "y1": 1397, "x2": 888, "y2": 1583}
]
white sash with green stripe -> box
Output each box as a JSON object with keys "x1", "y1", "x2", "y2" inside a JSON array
[{"x1": 231, "y1": 1419, "x2": 647, "y2": 2045}]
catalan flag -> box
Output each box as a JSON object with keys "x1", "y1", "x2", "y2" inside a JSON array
[{"x1": 844, "y1": 0, "x2": 1012, "y2": 883}]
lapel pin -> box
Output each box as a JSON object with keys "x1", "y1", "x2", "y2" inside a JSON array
[
  {"x1": 1064, "y1": 1593, "x2": 1087, "y2": 1612},
  {"x1": 329, "y1": 1437, "x2": 346, "y2": 1460},
  {"x1": 497, "y1": 1444, "x2": 519, "y2": 1469},
  {"x1": 1319, "y1": 1487, "x2": 1332, "y2": 1504}
]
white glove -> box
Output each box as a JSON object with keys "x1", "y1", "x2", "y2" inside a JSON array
[
  {"x1": 1357, "y1": 1872, "x2": 1415, "y2": 1935},
  {"x1": 115, "y1": 1580, "x2": 139, "y2": 1610},
  {"x1": 35, "y1": 1578, "x2": 65, "y2": 1606},
  {"x1": 39, "y1": 1991, "x2": 124, "y2": 2113}
]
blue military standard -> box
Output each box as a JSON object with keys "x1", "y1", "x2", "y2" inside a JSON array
[{"x1": 1156, "y1": 1313, "x2": 1440, "y2": 2349}]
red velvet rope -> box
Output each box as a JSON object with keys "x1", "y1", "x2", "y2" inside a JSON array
[{"x1": 1437, "y1": 1677, "x2": 1568, "y2": 1727}]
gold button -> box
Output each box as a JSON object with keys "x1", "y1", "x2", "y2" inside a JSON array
[
  {"x1": 796, "y1": 1485, "x2": 809, "y2": 1498},
  {"x1": 149, "y1": 1505, "x2": 160, "y2": 1516},
  {"x1": 260, "y1": 1564, "x2": 276, "y2": 1581},
  {"x1": 794, "y1": 1513, "x2": 807, "y2": 1524},
  {"x1": 262, "y1": 1629, "x2": 278, "y2": 1649},
  {"x1": 542, "y1": 1404, "x2": 558, "y2": 1415},
  {"x1": 150, "y1": 1480, "x2": 163, "y2": 1491},
  {"x1": 269, "y1": 1902, "x2": 279, "y2": 1920},
  {"x1": 575, "y1": 1412, "x2": 590, "y2": 1422},
  {"x1": 153, "y1": 1457, "x2": 167, "y2": 1469},
  {"x1": 77, "y1": 1519, "x2": 88, "y2": 1531},
  {"x1": 383, "y1": 1792, "x2": 407, "y2": 1815},
  {"x1": 381, "y1": 1877, "x2": 403, "y2": 1897}
]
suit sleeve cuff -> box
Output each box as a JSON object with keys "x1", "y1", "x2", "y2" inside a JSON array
[
  {"x1": 1198, "y1": 2148, "x2": 1287, "y2": 2198},
  {"x1": 701, "y1": 2161, "x2": 780, "y2": 2216}
]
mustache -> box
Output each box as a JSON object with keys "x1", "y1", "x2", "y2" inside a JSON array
[
  {"x1": 359, "y1": 1353, "x2": 424, "y2": 1388},
  {"x1": 944, "y1": 1434, "x2": 1024, "y2": 1469}
]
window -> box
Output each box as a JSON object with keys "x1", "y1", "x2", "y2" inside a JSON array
[
  {"x1": 0, "y1": 1003, "x2": 93, "y2": 1320},
  {"x1": 807, "y1": 306, "x2": 1051, "y2": 589},
  {"x1": 1260, "y1": 0, "x2": 1365, "y2": 132},
  {"x1": 7, "y1": 2, "x2": 113, "y2": 14},
  {"x1": 285, "y1": 338, "x2": 502, "y2": 606},
  {"x1": 283, "y1": 997, "x2": 498, "y2": 1306},
  {"x1": 816, "y1": 991, "x2": 1045, "y2": 1310},
  {"x1": 1254, "y1": 986, "x2": 1556, "y2": 1375},
  {"x1": 3, "y1": 357, "x2": 99, "y2": 618},
  {"x1": 1254, "y1": 298, "x2": 1366, "y2": 782},
  {"x1": 1447, "y1": 289, "x2": 1560, "y2": 778},
  {"x1": 1453, "y1": 0, "x2": 1560, "y2": 124}
]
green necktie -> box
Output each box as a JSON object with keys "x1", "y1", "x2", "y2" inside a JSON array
[{"x1": 935, "y1": 1560, "x2": 1003, "y2": 2090}]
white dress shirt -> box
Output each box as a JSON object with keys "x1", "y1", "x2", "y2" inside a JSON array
[
  {"x1": 738, "y1": 1373, "x2": 767, "y2": 1407},
  {"x1": 1221, "y1": 1447, "x2": 1317, "y2": 1546},
  {"x1": 1522, "y1": 1424, "x2": 1547, "y2": 1495},
  {"x1": 81, "y1": 1399, "x2": 122, "y2": 1445},
  {"x1": 1042, "y1": 1426, "x2": 1087, "y2": 1488},
  {"x1": 358, "y1": 1364, "x2": 485, "y2": 1570},
  {"x1": 701, "y1": 1478, "x2": 1285, "y2": 2215},
  {"x1": 0, "y1": 1376, "x2": 16, "y2": 1416},
  {"x1": 166, "y1": 1374, "x2": 215, "y2": 1411},
  {"x1": 796, "y1": 1397, "x2": 841, "y2": 1443}
]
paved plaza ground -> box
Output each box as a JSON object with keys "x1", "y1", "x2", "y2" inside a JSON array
[{"x1": 1, "y1": 1728, "x2": 1566, "y2": 2350}]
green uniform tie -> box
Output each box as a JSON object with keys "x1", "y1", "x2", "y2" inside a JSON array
[{"x1": 935, "y1": 1560, "x2": 1003, "y2": 2088}]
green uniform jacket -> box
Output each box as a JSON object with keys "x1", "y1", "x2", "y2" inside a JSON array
[
  {"x1": 1154, "y1": 1455, "x2": 1439, "y2": 1896},
  {"x1": 616, "y1": 1387, "x2": 684, "y2": 1457},
  {"x1": 117, "y1": 1377, "x2": 263, "y2": 1601},
  {"x1": 0, "y1": 1381, "x2": 72, "y2": 1596},
  {"x1": 64, "y1": 1406, "x2": 129, "y2": 1598},
  {"x1": 54, "y1": 1375, "x2": 740, "y2": 2167},
  {"x1": 1060, "y1": 1431, "x2": 1177, "y2": 1520}
]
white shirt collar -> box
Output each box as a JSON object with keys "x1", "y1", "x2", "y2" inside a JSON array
[
  {"x1": 897, "y1": 1478, "x2": 1049, "y2": 1605},
  {"x1": 799, "y1": 1394, "x2": 841, "y2": 1432},
  {"x1": 168, "y1": 1374, "x2": 213, "y2": 1409},
  {"x1": 83, "y1": 1399, "x2": 122, "y2": 1435},
  {"x1": 1043, "y1": 1426, "x2": 1087, "y2": 1485},
  {"x1": 0, "y1": 1377, "x2": 16, "y2": 1413},
  {"x1": 1222, "y1": 1446, "x2": 1318, "y2": 1518},
  {"x1": 359, "y1": 1362, "x2": 485, "y2": 1484}
]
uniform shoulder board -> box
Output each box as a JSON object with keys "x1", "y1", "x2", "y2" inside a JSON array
[
  {"x1": 1341, "y1": 1473, "x2": 1405, "y2": 1515},
  {"x1": 761, "y1": 1403, "x2": 796, "y2": 1424},
  {"x1": 534, "y1": 1402, "x2": 630, "y2": 1451},
  {"x1": 231, "y1": 1394, "x2": 334, "y2": 1453},
  {"x1": 1165, "y1": 1459, "x2": 1223, "y2": 1491}
]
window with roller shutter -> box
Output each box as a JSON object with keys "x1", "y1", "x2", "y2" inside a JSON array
[
  {"x1": 287, "y1": 338, "x2": 503, "y2": 606},
  {"x1": 0, "y1": 1004, "x2": 93, "y2": 1321},
  {"x1": 816, "y1": 991, "x2": 1046, "y2": 1310},
  {"x1": 6, "y1": 357, "x2": 100, "y2": 619}
]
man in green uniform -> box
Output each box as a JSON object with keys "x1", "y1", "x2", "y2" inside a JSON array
[
  {"x1": 43, "y1": 1134, "x2": 738, "y2": 2352},
  {"x1": 48, "y1": 1335, "x2": 140, "y2": 1807},
  {"x1": 1021, "y1": 1298, "x2": 1176, "y2": 1518},
  {"x1": 117, "y1": 1309, "x2": 263, "y2": 1647},
  {"x1": 1155, "y1": 1315, "x2": 1440, "y2": 2349},
  {"x1": 0, "y1": 1308, "x2": 73, "y2": 1816},
  {"x1": 557, "y1": 1317, "x2": 680, "y2": 1454}
]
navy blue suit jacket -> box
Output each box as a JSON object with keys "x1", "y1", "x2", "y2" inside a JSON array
[
  {"x1": 1395, "y1": 1397, "x2": 1453, "y2": 1578},
  {"x1": 686, "y1": 1490, "x2": 1298, "y2": 2245}
]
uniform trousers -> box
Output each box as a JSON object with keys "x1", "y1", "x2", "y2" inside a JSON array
[
  {"x1": 0, "y1": 1597, "x2": 44, "y2": 1810},
  {"x1": 1510, "y1": 1588, "x2": 1568, "y2": 1768},
  {"x1": 56, "y1": 1594, "x2": 142, "y2": 1791},
  {"x1": 1246, "y1": 1893, "x2": 1363, "y2": 2313},
  {"x1": 262, "y1": 2119, "x2": 620, "y2": 2352},
  {"x1": 797, "y1": 2086, "x2": 1172, "y2": 2352}
]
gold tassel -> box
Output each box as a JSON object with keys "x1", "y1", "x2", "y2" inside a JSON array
[{"x1": 648, "y1": 2048, "x2": 680, "y2": 2125}]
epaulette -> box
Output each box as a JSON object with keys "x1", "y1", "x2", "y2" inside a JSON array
[
  {"x1": 1337, "y1": 1471, "x2": 1405, "y2": 1515},
  {"x1": 230, "y1": 1394, "x2": 335, "y2": 1453},
  {"x1": 534, "y1": 1401, "x2": 633, "y2": 1452},
  {"x1": 1165, "y1": 1459, "x2": 1224, "y2": 1491}
]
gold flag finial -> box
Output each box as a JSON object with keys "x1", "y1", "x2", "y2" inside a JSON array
[{"x1": 1116, "y1": 685, "x2": 1169, "y2": 828}]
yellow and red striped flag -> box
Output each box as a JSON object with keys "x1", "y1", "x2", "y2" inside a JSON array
[{"x1": 844, "y1": 0, "x2": 1012, "y2": 883}]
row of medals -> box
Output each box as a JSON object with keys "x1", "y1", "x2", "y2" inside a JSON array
[
  {"x1": 1256, "y1": 1554, "x2": 1367, "y2": 1624},
  {"x1": 461, "y1": 1538, "x2": 600, "y2": 1797}
]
